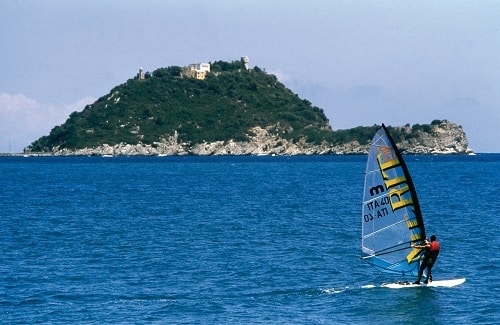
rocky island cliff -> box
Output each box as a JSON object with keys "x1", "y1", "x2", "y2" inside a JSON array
[{"x1": 26, "y1": 59, "x2": 472, "y2": 156}]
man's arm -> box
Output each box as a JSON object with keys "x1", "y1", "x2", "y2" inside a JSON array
[{"x1": 411, "y1": 242, "x2": 430, "y2": 249}]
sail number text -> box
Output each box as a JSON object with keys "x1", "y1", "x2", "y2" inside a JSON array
[{"x1": 364, "y1": 196, "x2": 390, "y2": 222}]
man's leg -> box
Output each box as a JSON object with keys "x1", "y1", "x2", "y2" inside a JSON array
[
  {"x1": 425, "y1": 265, "x2": 433, "y2": 284},
  {"x1": 414, "y1": 262, "x2": 425, "y2": 284}
]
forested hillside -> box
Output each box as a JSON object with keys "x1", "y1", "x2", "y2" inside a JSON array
[
  {"x1": 28, "y1": 60, "x2": 332, "y2": 151},
  {"x1": 27, "y1": 59, "x2": 465, "y2": 154}
]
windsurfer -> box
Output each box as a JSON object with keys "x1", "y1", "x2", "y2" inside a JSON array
[{"x1": 412, "y1": 235, "x2": 440, "y2": 284}]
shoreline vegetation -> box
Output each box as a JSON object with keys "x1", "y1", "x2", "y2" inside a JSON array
[{"x1": 22, "y1": 59, "x2": 472, "y2": 156}]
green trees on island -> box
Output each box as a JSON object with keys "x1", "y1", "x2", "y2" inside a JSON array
[{"x1": 27, "y1": 59, "x2": 446, "y2": 153}]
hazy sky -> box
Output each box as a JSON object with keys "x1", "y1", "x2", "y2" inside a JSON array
[{"x1": 1, "y1": 0, "x2": 499, "y2": 153}]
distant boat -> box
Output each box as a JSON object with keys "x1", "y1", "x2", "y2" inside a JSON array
[{"x1": 102, "y1": 154, "x2": 114, "y2": 158}]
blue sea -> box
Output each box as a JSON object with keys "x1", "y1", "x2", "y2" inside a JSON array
[{"x1": 1, "y1": 154, "x2": 498, "y2": 324}]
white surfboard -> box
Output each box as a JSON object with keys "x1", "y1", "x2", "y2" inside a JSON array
[{"x1": 381, "y1": 278, "x2": 466, "y2": 289}]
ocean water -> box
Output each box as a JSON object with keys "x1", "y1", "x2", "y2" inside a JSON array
[{"x1": 1, "y1": 154, "x2": 498, "y2": 324}]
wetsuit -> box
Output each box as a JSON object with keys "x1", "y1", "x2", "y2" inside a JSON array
[{"x1": 415, "y1": 240, "x2": 440, "y2": 284}]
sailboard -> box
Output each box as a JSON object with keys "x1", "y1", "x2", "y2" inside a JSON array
[
  {"x1": 381, "y1": 278, "x2": 466, "y2": 289},
  {"x1": 361, "y1": 124, "x2": 464, "y2": 287}
]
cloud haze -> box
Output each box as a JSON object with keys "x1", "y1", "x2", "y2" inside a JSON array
[{"x1": 0, "y1": 94, "x2": 94, "y2": 152}]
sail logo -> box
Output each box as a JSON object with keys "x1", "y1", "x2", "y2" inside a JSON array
[
  {"x1": 376, "y1": 147, "x2": 424, "y2": 263},
  {"x1": 376, "y1": 153, "x2": 413, "y2": 212},
  {"x1": 369, "y1": 185, "x2": 385, "y2": 196}
]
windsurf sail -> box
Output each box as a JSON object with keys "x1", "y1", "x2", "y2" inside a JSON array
[{"x1": 361, "y1": 124, "x2": 426, "y2": 276}]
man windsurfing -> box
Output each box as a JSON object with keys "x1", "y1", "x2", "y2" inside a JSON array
[{"x1": 412, "y1": 235, "x2": 440, "y2": 284}]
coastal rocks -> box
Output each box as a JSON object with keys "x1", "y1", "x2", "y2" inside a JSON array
[
  {"x1": 50, "y1": 120, "x2": 472, "y2": 156},
  {"x1": 393, "y1": 120, "x2": 472, "y2": 154},
  {"x1": 191, "y1": 127, "x2": 333, "y2": 156},
  {"x1": 330, "y1": 120, "x2": 472, "y2": 155}
]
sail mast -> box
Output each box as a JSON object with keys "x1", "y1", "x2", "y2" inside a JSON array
[{"x1": 380, "y1": 124, "x2": 426, "y2": 240}]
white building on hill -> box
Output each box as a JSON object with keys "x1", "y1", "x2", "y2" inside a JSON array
[{"x1": 181, "y1": 63, "x2": 210, "y2": 79}]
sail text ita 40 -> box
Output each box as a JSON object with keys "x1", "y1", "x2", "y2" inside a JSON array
[{"x1": 363, "y1": 196, "x2": 391, "y2": 222}]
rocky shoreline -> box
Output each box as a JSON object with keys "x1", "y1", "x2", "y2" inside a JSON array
[{"x1": 24, "y1": 120, "x2": 473, "y2": 157}]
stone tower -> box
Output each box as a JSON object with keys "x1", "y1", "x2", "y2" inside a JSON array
[{"x1": 242, "y1": 56, "x2": 249, "y2": 70}]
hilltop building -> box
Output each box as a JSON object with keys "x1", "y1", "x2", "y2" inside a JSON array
[
  {"x1": 242, "y1": 56, "x2": 249, "y2": 70},
  {"x1": 138, "y1": 67, "x2": 145, "y2": 80},
  {"x1": 181, "y1": 63, "x2": 210, "y2": 80},
  {"x1": 147, "y1": 56, "x2": 248, "y2": 80}
]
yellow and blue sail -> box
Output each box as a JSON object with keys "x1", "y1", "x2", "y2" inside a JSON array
[{"x1": 361, "y1": 124, "x2": 426, "y2": 276}]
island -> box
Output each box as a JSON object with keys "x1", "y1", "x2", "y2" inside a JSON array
[{"x1": 26, "y1": 58, "x2": 472, "y2": 156}]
